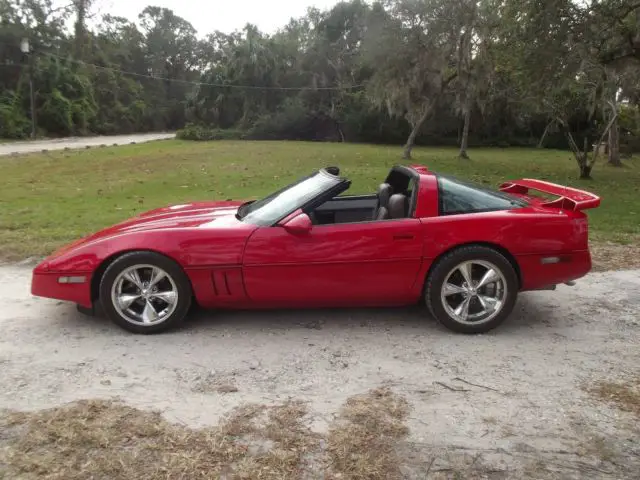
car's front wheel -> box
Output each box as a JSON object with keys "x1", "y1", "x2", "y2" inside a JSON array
[
  {"x1": 99, "y1": 251, "x2": 192, "y2": 334},
  {"x1": 425, "y1": 246, "x2": 519, "y2": 334}
]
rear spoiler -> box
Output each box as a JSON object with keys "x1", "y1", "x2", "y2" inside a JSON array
[{"x1": 499, "y1": 179, "x2": 601, "y2": 211}]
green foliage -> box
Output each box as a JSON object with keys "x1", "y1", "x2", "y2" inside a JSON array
[
  {"x1": 0, "y1": 0, "x2": 638, "y2": 162},
  {"x1": 248, "y1": 98, "x2": 326, "y2": 140},
  {"x1": 176, "y1": 124, "x2": 245, "y2": 141},
  {"x1": 0, "y1": 91, "x2": 30, "y2": 138},
  {"x1": 39, "y1": 88, "x2": 74, "y2": 134},
  {"x1": 618, "y1": 104, "x2": 640, "y2": 153},
  {"x1": 1, "y1": 1, "x2": 197, "y2": 139},
  {"x1": 34, "y1": 58, "x2": 98, "y2": 135},
  {"x1": 619, "y1": 104, "x2": 640, "y2": 135}
]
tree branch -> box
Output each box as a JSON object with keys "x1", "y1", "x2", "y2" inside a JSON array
[
  {"x1": 442, "y1": 71, "x2": 458, "y2": 89},
  {"x1": 566, "y1": 130, "x2": 581, "y2": 157},
  {"x1": 610, "y1": 2, "x2": 640, "y2": 22},
  {"x1": 558, "y1": 117, "x2": 583, "y2": 163},
  {"x1": 590, "y1": 111, "x2": 619, "y2": 167}
]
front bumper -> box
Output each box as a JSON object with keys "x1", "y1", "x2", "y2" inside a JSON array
[{"x1": 31, "y1": 271, "x2": 93, "y2": 308}]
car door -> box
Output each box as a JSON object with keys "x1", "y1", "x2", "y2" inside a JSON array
[{"x1": 242, "y1": 218, "x2": 424, "y2": 306}]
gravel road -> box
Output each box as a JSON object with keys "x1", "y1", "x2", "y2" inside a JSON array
[
  {"x1": 1, "y1": 264, "x2": 639, "y2": 477},
  {"x1": 0, "y1": 132, "x2": 175, "y2": 156}
]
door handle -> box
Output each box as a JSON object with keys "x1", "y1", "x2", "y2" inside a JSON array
[{"x1": 393, "y1": 234, "x2": 415, "y2": 240}]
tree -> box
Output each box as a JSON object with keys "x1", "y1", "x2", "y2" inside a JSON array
[
  {"x1": 138, "y1": 6, "x2": 199, "y2": 129},
  {"x1": 1, "y1": 0, "x2": 639, "y2": 160},
  {"x1": 452, "y1": 0, "x2": 481, "y2": 159},
  {"x1": 302, "y1": 0, "x2": 371, "y2": 141},
  {"x1": 491, "y1": 0, "x2": 627, "y2": 178},
  {"x1": 586, "y1": 1, "x2": 640, "y2": 166},
  {"x1": 365, "y1": 0, "x2": 461, "y2": 159},
  {"x1": 593, "y1": 1, "x2": 640, "y2": 69},
  {"x1": 73, "y1": 0, "x2": 91, "y2": 59}
]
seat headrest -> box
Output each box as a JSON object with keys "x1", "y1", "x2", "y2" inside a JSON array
[
  {"x1": 388, "y1": 193, "x2": 408, "y2": 219},
  {"x1": 377, "y1": 183, "x2": 393, "y2": 207}
]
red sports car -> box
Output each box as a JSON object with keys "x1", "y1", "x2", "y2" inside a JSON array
[{"x1": 31, "y1": 165, "x2": 600, "y2": 334}]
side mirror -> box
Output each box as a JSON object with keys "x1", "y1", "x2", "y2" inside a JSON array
[{"x1": 281, "y1": 212, "x2": 312, "y2": 235}]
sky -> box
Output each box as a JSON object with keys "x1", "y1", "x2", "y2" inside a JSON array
[{"x1": 93, "y1": 0, "x2": 342, "y2": 36}]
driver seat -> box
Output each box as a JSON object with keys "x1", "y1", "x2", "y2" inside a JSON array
[{"x1": 373, "y1": 183, "x2": 393, "y2": 220}]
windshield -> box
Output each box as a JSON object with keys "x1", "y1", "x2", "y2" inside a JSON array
[
  {"x1": 437, "y1": 174, "x2": 528, "y2": 216},
  {"x1": 238, "y1": 170, "x2": 342, "y2": 225}
]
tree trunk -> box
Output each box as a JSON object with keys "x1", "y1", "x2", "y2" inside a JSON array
[
  {"x1": 564, "y1": 131, "x2": 593, "y2": 180},
  {"x1": 336, "y1": 122, "x2": 345, "y2": 142},
  {"x1": 579, "y1": 137, "x2": 593, "y2": 179},
  {"x1": 459, "y1": 107, "x2": 471, "y2": 159},
  {"x1": 402, "y1": 134, "x2": 416, "y2": 160},
  {"x1": 240, "y1": 96, "x2": 251, "y2": 128},
  {"x1": 579, "y1": 161, "x2": 593, "y2": 179},
  {"x1": 74, "y1": 0, "x2": 87, "y2": 60},
  {"x1": 402, "y1": 107, "x2": 431, "y2": 160},
  {"x1": 607, "y1": 116, "x2": 621, "y2": 166},
  {"x1": 564, "y1": 110, "x2": 618, "y2": 180},
  {"x1": 537, "y1": 121, "x2": 553, "y2": 148}
]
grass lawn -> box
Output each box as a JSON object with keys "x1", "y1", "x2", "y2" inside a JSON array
[{"x1": 0, "y1": 140, "x2": 638, "y2": 261}]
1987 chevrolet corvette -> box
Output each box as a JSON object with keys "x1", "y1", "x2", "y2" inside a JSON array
[{"x1": 31, "y1": 165, "x2": 601, "y2": 334}]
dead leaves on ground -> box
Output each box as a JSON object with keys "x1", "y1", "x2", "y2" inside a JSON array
[
  {"x1": 586, "y1": 376, "x2": 640, "y2": 417},
  {"x1": 0, "y1": 387, "x2": 410, "y2": 480},
  {"x1": 2, "y1": 382, "x2": 638, "y2": 479},
  {"x1": 590, "y1": 241, "x2": 640, "y2": 272}
]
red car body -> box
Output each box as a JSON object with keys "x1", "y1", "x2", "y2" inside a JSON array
[{"x1": 31, "y1": 165, "x2": 599, "y2": 316}]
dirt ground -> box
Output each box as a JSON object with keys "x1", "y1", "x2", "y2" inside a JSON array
[{"x1": 1, "y1": 264, "x2": 639, "y2": 478}]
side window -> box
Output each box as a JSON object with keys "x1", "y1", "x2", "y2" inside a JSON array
[{"x1": 437, "y1": 175, "x2": 526, "y2": 216}]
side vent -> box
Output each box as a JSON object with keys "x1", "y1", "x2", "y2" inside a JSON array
[{"x1": 211, "y1": 267, "x2": 245, "y2": 299}]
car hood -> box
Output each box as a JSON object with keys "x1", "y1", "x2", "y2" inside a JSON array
[
  {"x1": 136, "y1": 200, "x2": 244, "y2": 223},
  {"x1": 48, "y1": 200, "x2": 245, "y2": 258}
]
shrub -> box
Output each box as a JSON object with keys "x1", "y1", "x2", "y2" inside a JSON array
[
  {"x1": 248, "y1": 98, "x2": 317, "y2": 140},
  {"x1": 176, "y1": 124, "x2": 246, "y2": 141},
  {"x1": 0, "y1": 92, "x2": 30, "y2": 139}
]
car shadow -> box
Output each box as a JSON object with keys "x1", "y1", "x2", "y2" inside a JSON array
[
  {"x1": 61, "y1": 293, "x2": 559, "y2": 338},
  {"x1": 194, "y1": 295, "x2": 552, "y2": 332},
  {"x1": 188, "y1": 304, "x2": 430, "y2": 331}
]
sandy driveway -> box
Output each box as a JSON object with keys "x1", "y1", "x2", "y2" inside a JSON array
[
  {"x1": 1, "y1": 265, "x2": 639, "y2": 478},
  {"x1": 0, "y1": 133, "x2": 175, "y2": 156}
]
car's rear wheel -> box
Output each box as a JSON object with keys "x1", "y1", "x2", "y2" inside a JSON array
[
  {"x1": 99, "y1": 251, "x2": 192, "y2": 334},
  {"x1": 425, "y1": 246, "x2": 519, "y2": 334}
]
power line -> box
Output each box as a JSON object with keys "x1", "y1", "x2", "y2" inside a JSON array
[
  {"x1": 34, "y1": 49, "x2": 365, "y2": 91},
  {"x1": 1, "y1": 39, "x2": 364, "y2": 91}
]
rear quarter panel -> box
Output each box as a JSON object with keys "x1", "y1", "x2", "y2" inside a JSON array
[
  {"x1": 412, "y1": 171, "x2": 592, "y2": 291},
  {"x1": 417, "y1": 209, "x2": 591, "y2": 291}
]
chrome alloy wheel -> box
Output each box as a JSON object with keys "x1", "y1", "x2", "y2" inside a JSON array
[
  {"x1": 110, "y1": 264, "x2": 178, "y2": 326},
  {"x1": 440, "y1": 260, "x2": 507, "y2": 325}
]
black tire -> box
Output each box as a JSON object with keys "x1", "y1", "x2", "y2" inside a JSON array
[
  {"x1": 425, "y1": 245, "x2": 519, "y2": 334},
  {"x1": 99, "y1": 251, "x2": 192, "y2": 334}
]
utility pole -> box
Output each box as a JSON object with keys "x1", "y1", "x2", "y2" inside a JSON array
[{"x1": 20, "y1": 38, "x2": 36, "y2": 139}]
